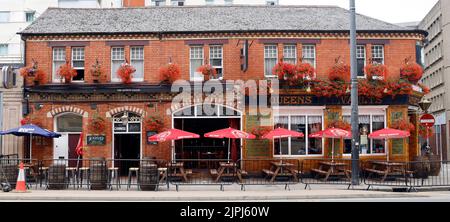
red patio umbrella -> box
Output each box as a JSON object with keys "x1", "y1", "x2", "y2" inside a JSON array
[
  {"x1": 148, "y1": 128, "x2": 200, "y2": 162},
  {"x1": 262, "y1": 127, "x2": 304, "y2": 159},
  {"x1": 309, "y1": 128, "x2": 351, "y2": 161},
  {"x1": 204, "y1": 127, "x2": 256, "y2": 163},
  {"x1": 369, "y1": 128, "x2": 410, "y2": 161}
]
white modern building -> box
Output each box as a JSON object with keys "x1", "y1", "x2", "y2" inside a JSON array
[
  {"x1": 419, "y1": 0, "x2": 450, "y2": 161},
  {"x1": 0, "y1": 0, "x2": 122, "y2": 157}
]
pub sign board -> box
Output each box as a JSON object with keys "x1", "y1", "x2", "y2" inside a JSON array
[
  {"x1": 87, "y1": 135, "x2": 106, "y2": 146},
  {"x1": 272, "y1": 95, "x2": 409, "y2": 106}
]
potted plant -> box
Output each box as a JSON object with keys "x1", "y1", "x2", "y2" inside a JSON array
[
  {"x1": 365, "y1": 63, "x2": 388, "y2": 80},
  {"x1": 20, "y1": 59, "x2": 47, "y2": 85},
  {"x1": 90, "y1": 59, "x2": 104, "y2": 83},
  {"x1": 197, "y1": 63, "x2": 216, "y2": 81},
  {"x1": 57, "y1": 62, "x2": 77, "y2": 84},
  {"x1": 144, "y1": 116, "x2": 164, "y2": 132},
  {"x1": 159, "y1": 63, "x2": 181, "y2": 84},
  {"x1": 117, "y1": 61, "x2": 136, "y2": 84},
  {"x1": 400, "y1": 58, "x2": 423, "y2": 84}
]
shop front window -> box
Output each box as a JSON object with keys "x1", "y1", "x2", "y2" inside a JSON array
[
  {"x1": 343, "y1": 115, "x2": 386, "y2": 155},
  {"x1": 274, "y1": 115, "x2": 323, "y2": 156},
  {"x1": 56, "y1": 113, "x2": 82, "y2": 132}
]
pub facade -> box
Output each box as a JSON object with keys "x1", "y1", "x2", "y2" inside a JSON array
[{"x1": 19, "y1": 6, "x2": 427, "y2": 164}]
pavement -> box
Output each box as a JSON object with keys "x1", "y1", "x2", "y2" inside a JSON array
[{"x1": 1, "y1": 184, "x2": 449, "y2": 202}]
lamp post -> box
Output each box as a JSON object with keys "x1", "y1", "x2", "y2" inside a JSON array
[
  {"x1": 349, "y1": 0, "x2": 360, "y2": 186},
  {"x1": 418, "y1": 99, "x2": 432, "y2": 155}
]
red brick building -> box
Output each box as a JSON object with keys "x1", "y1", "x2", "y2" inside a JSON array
[{"x1": 19, "y1": 6, "x2": 426, "y2": 164}]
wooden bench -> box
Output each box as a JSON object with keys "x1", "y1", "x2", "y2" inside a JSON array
[
  {"x1": 210, "y1": 169, "x2": 218, "y2": 176},
  {"x1": 311, "y1": 168, "x2": 328, "y2": 175},
  {"x1": 364, "y1": 168, "x2": 387, "y2": 175},
  {"x1": 262, "y1": 169, "x2": 275, "y2": 176}
]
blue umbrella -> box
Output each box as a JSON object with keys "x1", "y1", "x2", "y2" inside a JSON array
[{"x1": 0, "y1": 124, "x2": 61, "y2": 159}]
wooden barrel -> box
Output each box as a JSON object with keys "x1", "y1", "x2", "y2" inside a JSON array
[
  {"x1": 139, "y1": 163, "x2": 158, "y2": 191},
  {"x1": 411, "y1": 156, "x2": 430, "y2": 179},
  {"x1": 48, "y1": 163, "x2": 66, "y2": 190},
  {"x1": 427, "y1": 154, "x2": 441, "y2": 176},
  {"x1": 89, "y1": 158, "x2": 108, "y2": 190}
]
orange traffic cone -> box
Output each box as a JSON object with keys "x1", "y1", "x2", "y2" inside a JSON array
[{"x1": 14, "y1": 162, "x2": 27, "y2": 193}]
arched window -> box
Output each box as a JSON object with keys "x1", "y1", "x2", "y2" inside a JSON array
[
  {"x1": 113, "y1": 112, "x2": 141, "y2": 133},
  {"x1": 56, "y1": 113, "x2": 82, "y2": 132}
]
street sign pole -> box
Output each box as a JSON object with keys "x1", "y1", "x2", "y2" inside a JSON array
[
  {"x1": 349, "y1": 0, "x2": 360, "y2": 186},
  {"x1": 420, "y1": 113, "x2": 435, "y2": 155}
]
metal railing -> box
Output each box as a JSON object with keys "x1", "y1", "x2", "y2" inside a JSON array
[
  {"x1": 300, "y1": 159, "x2": 355, "y2": 189},
  {"x1": 405, "y1": 160, "x2": 450, "y2": 191},
  {"x1": 236, "y1": 158, "x2": 301, "y2": 190}
]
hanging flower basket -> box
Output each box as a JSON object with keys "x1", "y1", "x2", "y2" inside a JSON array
[
  {"x1": 197, "y1": 64, "x2": 217, "y2": 80},
  {"x1": 88, "y1": 116, "x2": 106, "y2": 134},
  {"x1": 358, "y1": 79, "x2": 386, "y2": 99},
  {"x1": 20, "y1": 60, "x2": 47, "y2": 85},
  {"x1": 250, "y1": 126, "x2": 272, "y2": 139},
  {"x1": 391, "y1": 119, "x2": 415, "y2": 133},
  {"x1": 144, "y1": 116, "x2": 164, "y2": 132},
  {"x1": 400, "y1": 58, "x2": 423, "y2": 84},
  {"x1": 418, "y1": 83, "x2": 430, "y2": 94},
  {"x1": 328, "y1": 57, "x2": 350, "y2": 83},
  {"x1": 159, "y1": 63, "x2": 181, "y2": 84},
  {"x1": 365, "y1": 63, "x2": 388, "y2": 80},
  {"x1": 296, "y1": 62, "x2": 315, "y2": 80},
  {"x1": 117, "y1": 62, "x2": 136, "y2": 84},
  {"x1": 90, "y1": 59, "x2": 104, "y2": 83},
  {"x1": 57, "y1": 62, "x2": 77, "y2": 84}
]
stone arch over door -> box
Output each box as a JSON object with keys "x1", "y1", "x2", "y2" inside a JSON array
[
  {"x1": 47, "y1": 106, "x2": 88, "y2": 118},
  {"x1": 106, "y1": 106, "x2": 147, "y2": 118}
]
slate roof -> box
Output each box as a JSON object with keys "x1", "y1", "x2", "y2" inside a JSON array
[{"x1": 19, "y1": 5, "x2": 424, "y2": 35}]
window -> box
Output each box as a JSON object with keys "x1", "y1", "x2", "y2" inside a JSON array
[
  {"x1": 71, "y1": 47, "x2": 85, "y2": 81},
  {"x1": 0, "y1": 44, "x2": 8, "y2": 56},
  {"x1": 209, "y1": 45, "x2": 223, "y2": 79},
  {"x1": 0, "y1": 12, "x2": 10, "y2": 23},
  {"x1": 356, "y1": 45, "x2": 366, "y2": 77},
  {"x1": 152, "y1": 0, "x2": 166, "y2": 6},
  {"x1": 266, "y1": 0, "x2": 278, "y2": 5},
  {"x1": 205, "y1": 0, "x2": 214, "y2": 5},
  {"x1": 52, "y1": 48, "x2": 66, "y2": 81},
  {"x1": 130, "y1": 46, "x2": 144, "y2": 81},
  {"x1": 171, "y1": 0, "x2": 184, "y2": 6},
  {"x1": 371, "y1": 45, "x2": 384, "y2": 64},
  {"x1": 264, "y1": 45, "x2": 277, "y2": 77},
  {"x1": 343, "y1": 115, "x2": 386, "y2": 155},
  {"x1": 302, "y1": 45, "x2": 316, "y2": 68},
  {"x1": 190, "y1": 46, "x2": 204, "y2": 81},
  {"x1": 283, "y1": 45, "x2": 297, "y2": 64},
  {"x1": 25, "y1": 11, "x2": 35, "y2": 22},
  {"x1": 274, "y1": 115, "x2": 323, "y2": 156},
  {"x1": 111, "y1": 47, "x2": 125, "y2": 82},
  {"x1": 56, "y1": 113, "x2": 82, "y2": 132}
]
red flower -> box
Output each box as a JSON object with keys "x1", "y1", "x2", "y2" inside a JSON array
[
  {"x1": 117, "y1": 62, "x2": 136, "y2": 84},
  {"x1": 251, "y1": 126, "x2": 272, "y2": 139},
  {"x1": 159, "y1": 63, "x2": 181, "y2": 83},
  {"x1": 419, "y1": 125, "x2": 434, "y2": 138},
  {"x1": 400, "y1": 61, "x2": 423, "y2": 84},
  {"x1": 365, "y1": 63, "x2": 388, "y2": 80},
  {"x1": 391, "y1": 119, "x2": 415, "y2": 133},
  {"x1": 57, "y1": 62, "x2": 78, "y2": 82},
  {"x1": 418, "y1": 83, "x2": 430, "y2": 94},
  {"x1": 197, "y1": 64, "x2": 217, "y2": 78},
  {"x1": 328, "y1": 120, "x2": 351, "y2": 131},
  {"x1": 20, "y1": 117, "x2": 31, "y2": 125},
  {"x1": 328, "y1": 60, "x2": 350, "y2": 83},
  {"x1": 145, "y1": 116, "x2": 164, "y2": 132},
  {"x1": 88, "y1": 117, "x2": 106, "y2": 134}
]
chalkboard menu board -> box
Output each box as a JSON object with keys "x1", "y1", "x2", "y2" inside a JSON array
[
  {"x1": 87, "y1": 135, "x2": 106, "y2": 146},
  {"x1": 391, "y1": 138, "x2": 404, "y2": 155}
]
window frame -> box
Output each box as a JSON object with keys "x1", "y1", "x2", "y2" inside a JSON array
[
  {"x1": 371, "y1": 45, "x2": 385, "y2": 64},
  {"x1": 71, "y1": 47, "x2": 85, "y2": 82},
  {"x1": 111, "y1": 46, "x2": 125, "y2": 83},
  {"x1": 0, "y1": 11, "x2": 10, "y2": 23},
  {"x1": 273, "y1": 114, "x2": 324, "y2": 157},
  {"x1": 0, "y1": 44, "x2": 8, "y2": 56},
  {"x1": 209, "y1": 45, "x2": 223, "y2": 80},
  {"x1": 283, "y1": 44, "x2": 297, "y2": 64},
  {"x1": 52, "y1": 47, "x2": 66, "y2": 82},
  {"x1": 25, "y1": 11, "x2": 35, "y2": 22},
  {"x1": 302, "y1": 44, "x2": 316, "y2": 70},
  {"x1": 356, "y1": 45, "x2": 366, "y2": 78},
  {"x1": 130, "y1": 46, "x2": 144, "y2": 82},
  {"x1": 190, "y1": 45, "x2": 204, "y2": 81},
  {"x1": 264, "y1": 44, "x2": 278, "y2": 78}
]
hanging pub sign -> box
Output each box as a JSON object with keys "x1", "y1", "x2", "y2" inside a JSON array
[{"x1": 87, "y1": 135, "x2": 106, "y2": 146}]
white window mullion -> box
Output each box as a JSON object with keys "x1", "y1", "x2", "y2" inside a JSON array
[{"x1": 305, "y1": 115, "x2": 309, "y2": 155}]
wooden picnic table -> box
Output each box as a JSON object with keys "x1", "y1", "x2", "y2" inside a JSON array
[
  {"x1": 364, "y1": 161, "x2": 407, "y2": 182},
  {"x1": 210, "y1": 162, "x2": 236, "y2": 182},
  {"x1": 167, "y1": 162, "x2": 189, "y2": 182},
  {"x1": 262, "y1": 161, "x2": 298, "y2": 182},
  {"x1": 311, "y1": 161, "x2": 350, "y2": 181}
]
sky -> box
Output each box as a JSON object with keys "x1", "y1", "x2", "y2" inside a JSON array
[{"x1": 281, "y1": 0, "x2": 439, "y2": 24}]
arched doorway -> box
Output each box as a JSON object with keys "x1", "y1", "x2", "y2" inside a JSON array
[
  {"x1": 53, "y1": 113, "x2": 82, "y2": 162},
  {"x1": 172, "y1": 104, "x2": 242, "y2": 166},
  {"x1": 112, "y1": 111, "x2": 142, "y2": 174}
]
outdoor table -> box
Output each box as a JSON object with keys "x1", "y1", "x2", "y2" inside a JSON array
[
  {"x1": 311, "y1": 161, "x2": 350, "y2": 181},
  {"x1": 266, "y1": 161, "x2": 298, "y2": 182},
  {"x1": 211, "y1": 162, "x2": 236, "y2": 182},
  {"x1": 365, "y1": 161, "x2": 407, "y2": 182},
  {"x1": 168, "y1": 162, "x2": 188, "y2": 182}
]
